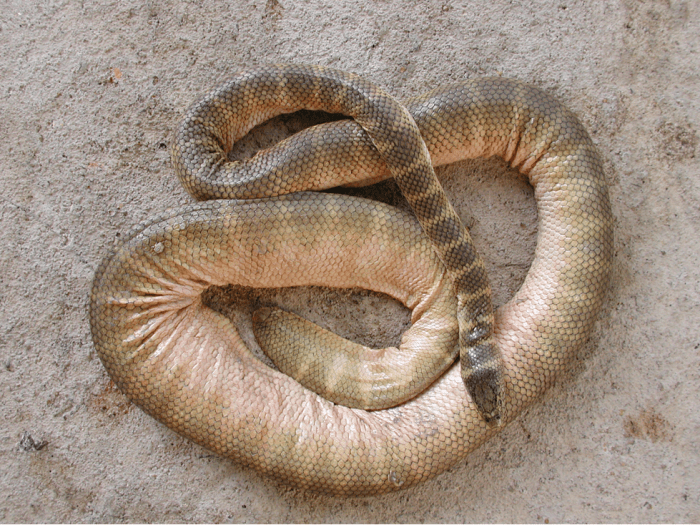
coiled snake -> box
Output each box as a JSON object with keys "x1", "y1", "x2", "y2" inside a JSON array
[{"x1": 89, "y1": 65, "x2": 612, "y2": 495}]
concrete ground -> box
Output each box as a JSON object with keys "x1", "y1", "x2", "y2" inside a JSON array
[{"x1": 1, "y1": 0, "x2": 699, "y2": 522}]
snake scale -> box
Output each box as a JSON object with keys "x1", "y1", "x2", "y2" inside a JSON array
[{"x1": 89, "y1": 64, "x2": 613, "y2": 495}]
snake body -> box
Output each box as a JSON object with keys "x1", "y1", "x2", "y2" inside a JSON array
[
  {"x1": 172, "y1": 65, "x2": 503, "y2": 420},
  {"x1": 89, "y1": 65, "x2": 613, "y2": 495}
]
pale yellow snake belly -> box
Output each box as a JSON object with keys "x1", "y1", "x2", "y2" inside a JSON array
[{"x1": 89, "y1": 65, "x2": 613, "y2": 495}]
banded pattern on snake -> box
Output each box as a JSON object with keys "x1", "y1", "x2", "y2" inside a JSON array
[{"x1": 89, "y1": 65, "x2": 613, "y2": 495}]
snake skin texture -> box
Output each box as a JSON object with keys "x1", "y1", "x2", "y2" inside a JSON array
[
  {"x1": 171, "y1": 65, "x2": 503, "y2": 421},
  {"x1": 89, "y1": 65, "x2": 613, "y2": 495}
]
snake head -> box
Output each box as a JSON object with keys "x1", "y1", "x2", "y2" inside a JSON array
[{"x1": 462, "y1": 360, "x2": 504, "y2": 426}]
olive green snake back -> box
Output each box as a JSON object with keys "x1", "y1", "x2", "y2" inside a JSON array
[{"x1": 89, "y1": 65, "x2": 613, "y2": 495}]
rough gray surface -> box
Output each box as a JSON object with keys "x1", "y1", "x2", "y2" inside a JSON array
[{"x1": 1, "y1": 0, "x2": 698, "y2": 522}]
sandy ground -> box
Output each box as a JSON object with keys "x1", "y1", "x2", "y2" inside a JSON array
[{"x1": 1, "y1": 0, "x2": 699, "y2": 522}]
